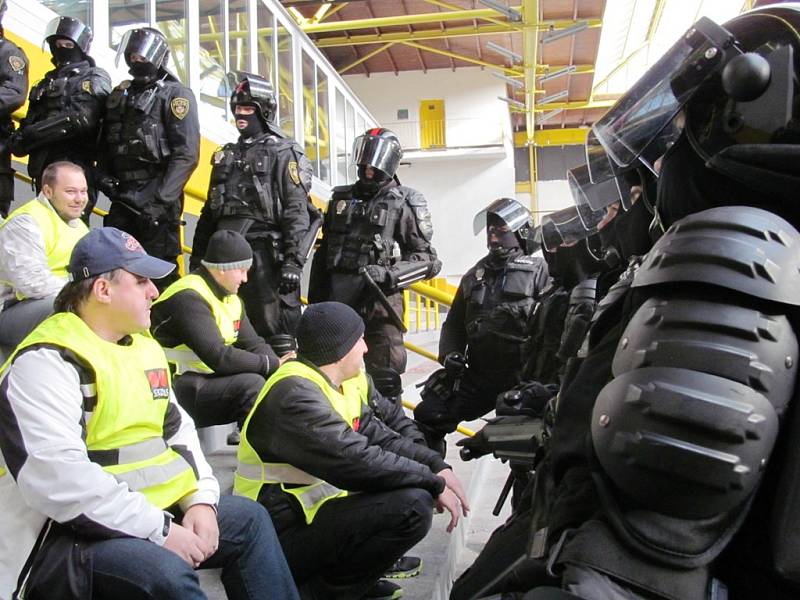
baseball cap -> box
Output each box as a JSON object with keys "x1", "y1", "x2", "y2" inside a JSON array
[{"x1": 68, "y1": 227, "x2": 175, "y2": 282}]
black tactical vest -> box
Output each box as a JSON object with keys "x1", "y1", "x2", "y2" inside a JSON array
[
  {"x1": 207, "y1": 134, "x2": 292, "y2": 227},
  {"x1": 105, "y1": 79, "x2": 172, "y2": 180},
  {"x1": 30, "y1": 63, "x2": 90, "y2": 120},
  {"x1": 324, "y1": 185, "x2": 407, "y2": 273}
]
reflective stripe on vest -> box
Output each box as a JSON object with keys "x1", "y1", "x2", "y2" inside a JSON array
[
  {"x1": 234, "y1": 361, "x2": 369, "y2": 524},
  {"x1": 1, "y1": 198, "x2": 88, "y2": 300},
  {"x1": 6, "y1": 312, "x2": 198, "y2": 509},
  {"x1": 155, "y1": 273, "x2": 243, "y2": 375}
]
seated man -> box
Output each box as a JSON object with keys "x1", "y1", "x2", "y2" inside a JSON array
[
  {"x1": 235, "y1": 301, "x2": 470, "y2": 600},
  {"x1": 0, "y1": 227, "x2": 299, "y2": 600},
  {"x1": 0, "y1": 160, "x2": 88, "y2": 352},
  {"x1": 151, "y1": 230, "x2": 281, "y2": 439}
]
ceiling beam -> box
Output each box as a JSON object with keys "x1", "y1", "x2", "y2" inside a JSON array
[
  {"x1": 533, "y1": 98, "x2": 618, "y2": 111},
  {"x1": 513, "y1": 127, "x2": 590, "y2": 147},
  {"x1": 522, "y1": 0, "x2": 537, "y2": 140},
  {"x1": 338, "y1": 42, "x2": 396, "y2": 74},
  {"x1": 399, "y1": 40, "x2": 521, "y2": 76}
]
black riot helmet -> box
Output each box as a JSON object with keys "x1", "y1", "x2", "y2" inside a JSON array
[
  {"x1": 353, "y1": 128, "x2": 403, "y2": 182},
  {"x1": 44, "y1": 16, "x2": 92, "y2": 56},
  {"x1": 115, "y1": 27, "x2": 170, "y2": 70},
  {"x1": 229, "y1": 72, "x2": 277, "y2": 125},
  {"x1": 483, "y1": 197, "x2": 534, "y2": 253}
]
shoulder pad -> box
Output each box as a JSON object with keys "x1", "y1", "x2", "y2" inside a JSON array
[
  {"x1": 399, "y1": 187, "x2": 428, "y2": 208},
  {"x1": 591, "y1": 275, "x2": 631, "y2": 326},
  {"x1": 331, "y1": 185, "x2": 354, "y2": 201},
  {"x1": 569, "y1": 277, "x2": 597, "y2": 306},
  {"x1": 633, "y1": 206, "x2": 800, "y2": 305}
]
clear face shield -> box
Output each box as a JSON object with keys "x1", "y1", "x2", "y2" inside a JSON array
[
  {"x1": 540, "y1": 205, "x2": 600, "y2": 252},
  {"x1": 115, "y1": 28, "x2": 169, "y2": 69},
  {"x1": 568, "y1": 164, "x2": 627, "y2": 228},
  {"x1": 352, "y1": 133, "x2": 403, "y2": 179},
  {"x1": 473, "y1": 197, "x2": 532, "y2": 235},
  {"x1": 592, "y1": 17, "x2": 739, "y2": 172},
  {"x1": 44, "y1": 17, "x2": 93, "y2": 53}
]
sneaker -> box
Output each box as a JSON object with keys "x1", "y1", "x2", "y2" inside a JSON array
[
  {"x1": 226, "y1": 429, "x2": 241, "y2": 445},
  {"x1": 363, "y1": 579, "x2": 403, "y2": 600},
  {"x1": 384, "y1": 556, "x2": 422, "y2": 579}
]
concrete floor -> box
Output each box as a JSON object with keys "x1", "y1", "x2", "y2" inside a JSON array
[{"x1": 200, "y1": 329, "x2": 512, "y2": 600}]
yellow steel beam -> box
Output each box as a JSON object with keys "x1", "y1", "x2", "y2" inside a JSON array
[
  {"x1": 338, "y1": 42, "x2": 396, "y2": 74},
  {"x1": 311, "y1": 3, "x2": 333, "y2": 24},
  {"x1": 646, "y1": 0, "x2": 666, "y2": 42},
  {"x1": 522, "y1": 0, "x2": 538, "y2": 207},
  {"x1": 411, "y1": 282, "x2": 453, "y2": 307},
  {"x1": 399, "y1": 40, "x2": 521, "y2": 76},
  {"x1": 513, "y1": 127, "x2": 590, "y2": 147},
  {"x1": 421, "y1": 0, "x2": 520, "y2": 31},
  {"x1": 318, "y1": 3, "x2": 349, "y2": 22},
  {"x1": 534, "y1": 98, "x2": 617, "y2": 111},
  {"x1": 314, "y1": 23, "x2": 516, "y2": 47},
  {"x1": 301, "y1": 7, "x2": 522, "y2": 33}
]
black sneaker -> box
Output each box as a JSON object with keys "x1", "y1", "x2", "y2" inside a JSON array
[
  {"x1": 384, "y1": 556, "x2": 422, "y2": 579},
  {"x1": 363, "y1": 579, "x2": 403, "y2": 600}
]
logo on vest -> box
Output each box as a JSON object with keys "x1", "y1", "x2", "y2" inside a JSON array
[
  {"x1": 352, "y1": 417, "x2": 360, "y2": 431},
  {"x1": 233, "y1": 320, "x2": 241, "y2": 339},
  {"x1": 145, "y1": 368, "x2": 170, "y2": 400}
]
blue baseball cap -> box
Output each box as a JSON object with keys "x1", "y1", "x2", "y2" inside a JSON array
[{"x1": 68, "y1": 227, "x2": 175, "y2": 282}]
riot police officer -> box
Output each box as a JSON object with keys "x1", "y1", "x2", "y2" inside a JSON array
[
  {"x1": 525, "y1": 7, "x2": 800, "y2": 599},
  {"x1": 101, "y1": 27, "x2": 200, "y2": 286},
  {"x1": 414, "y1": 198, "x2": 548, "y2": 452},
  {"x1": 0, "y1": 0, "x2": 28, "y2": 218},
  {"x1": 192, "y1": 73, "x2": 318, "y2": 350},
  {"x1": 308, "y1": 128, "x2": 441, "y2": 378},
  {"x1": 10, "y1": 16, "x2": 110, "y2": 225}
]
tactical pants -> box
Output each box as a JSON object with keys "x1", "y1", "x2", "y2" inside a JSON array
[
  {"x1": 259, "y1": 485, "x2": 433, "y2": 600},
  {"x1": 172, "y1": 371, "x2": 265, "y2": 428},
  {"x1": 360, "y1": 292, "x2": 407, "y2": 376},
  {"x1": 239, "y1": 245, "x2": 301, "y2": 341}
]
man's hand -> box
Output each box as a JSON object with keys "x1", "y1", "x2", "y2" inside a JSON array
[
  {"x1": 279, "y1": 265, "x2": 302, "y2": 293},
  {"x1": 181, "y1": 504, "x2": 219, "y2": 561},
  {"x1": 437, "y1": 468, "x2": 470, "y2": 514},
  {"x1": 163, "y1": 521, "x2": 213, "y2": 568},
  {"x1": 279, "y1": 351, "x2": 297, "y2": 364},
  {"x1": 139, "y1": 202, "x2": 170, "y2": 226},
  {"x1": 435, "y1": 487, "x2": 463, "y2": 533}
]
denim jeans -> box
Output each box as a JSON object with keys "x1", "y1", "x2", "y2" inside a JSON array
[{"x1": 91, "y1": 495, "x2": 299, "y2": 600}]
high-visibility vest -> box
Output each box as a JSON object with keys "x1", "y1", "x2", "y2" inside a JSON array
[
  {"x1": 234, "y1": 360, "x2": 369, "y2": 524},
  {"x1": 154, "y1": 273, "x2": 243, "y2": 375},
  {"x1": 2, "y1": 199, "x2": 88, "y2": 300},
  {"x1": 2, "y1": 312, "x2": 198, "y2": 508}
]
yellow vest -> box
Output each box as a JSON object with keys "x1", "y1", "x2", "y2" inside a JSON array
[
  {"x1": 3, "y1": 312, "x2": 198, "y2": 508},
  {"x1": 2, "y1": 198, "x2": 88, "y2": 300},
  {"x1": 235, "y1": 360, "x2": 369, "y2": 524},
  {"x1": 154, "y1": 273, "x2": 243, "y2": 374}
]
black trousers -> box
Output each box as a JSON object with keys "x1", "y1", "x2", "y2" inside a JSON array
[
  {"x1": 261, "y1": 486, "x2": 433, "y2": 600},
  {"x1": 173, "y1": 371, "x2": 265, "y2": 428},
  {"x1": 360, "y1": 293, "x2": 407, "y2": 376},
  {"x1": 239, "y1": 246, "x2": 301, "y2": 340},
  {"x1": 0, "y1": 145, "x2": 13, "y2": 218}
]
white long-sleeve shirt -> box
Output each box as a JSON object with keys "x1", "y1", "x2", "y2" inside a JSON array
[{"x1": 0, "y1": 346, "x2": 220, "y2": 598}]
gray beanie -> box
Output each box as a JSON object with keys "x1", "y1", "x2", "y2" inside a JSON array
[
  {"x1": 297, "y1": 302, "x2": 365, "y2": 366},
  {"x1": 201, "y1": 230, "x2": 253, "y2": 271}
]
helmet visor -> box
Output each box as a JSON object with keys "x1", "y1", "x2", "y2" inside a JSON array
[
  {"x1": 115, "y1": 29, "x2": 168, "y2": 68},
  {"x1": 592, "y1": 17, "x2": 736, "y2": 170},
  {"x1": 568, "y1": 164, "x2": 625, "y2": 214},
  {"x1": 44, "y1": 17, "x2": 92, "y2": 53},
  {"x1": 485, "y1": 197, "x2": 531, "y2": 232},
  {"x1": 353, "y1": 134, "x2": 402, "y2": 177},
  {"x1": 540, "y1": 205, "x2": 599, "y2": 251}
]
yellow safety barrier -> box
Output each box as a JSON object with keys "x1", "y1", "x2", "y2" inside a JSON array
[{"x1": 401, "y1": 399, "x2": 475, "y2": 438}]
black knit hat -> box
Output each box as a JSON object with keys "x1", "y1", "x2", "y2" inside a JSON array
[
  {"x1": 201, "y1": 230, "x2": 253, "y2": 271},
  {"x1": 297, "y1": 302, "x2": 365, "y2": 366}
]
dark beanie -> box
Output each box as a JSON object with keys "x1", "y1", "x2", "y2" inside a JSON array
[
  {"x1": 201, "y1": 230, "x2": 253, "y2": 271},
  {"x1": 297, "y1": 302, "x2": 365, "y2": 366}
]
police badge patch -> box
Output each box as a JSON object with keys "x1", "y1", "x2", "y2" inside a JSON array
[
  {"x1": 81, "y1": 80, "x2": 92, "y2": 94},
  {"x1": 8, "y1": 55, "x2": 24, "y2": 73},
  {"x1": 170, "y1": 97, "x2": 190, "y2": 120},
  {"x1": 288, "y1": 161, "x2": 300, "y2": 185}
]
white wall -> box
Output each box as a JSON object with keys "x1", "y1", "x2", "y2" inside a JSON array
[{"x1": 344, "y1": 68, "x2": 518, "y2": 278}]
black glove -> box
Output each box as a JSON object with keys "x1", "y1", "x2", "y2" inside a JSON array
[
  {"x1": 8, "y1": 130, "x2": 25, "y2": 156},
  {"x1": 138, "y1": 202, "x2": 170, "y2": 227},
  {"x1": 96, "y1": 173, "x2": 120, "y2": 199},
  {"x1": 279, "y1": 264, "x2": 302, "y2": 293},
  {"x1": 363, "y1": 264, "x2": 389, "y2": 284},
  {"x1": 442, "y1": 351, "x2": 467, "y2": 376}
]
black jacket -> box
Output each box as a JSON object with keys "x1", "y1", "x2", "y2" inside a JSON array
[
  {"x1": 150, "y1": 267, "x2": 279, "y2": 377},
  {"x1": 248, "y1": 358, "x2": 448, "y2": 506}
]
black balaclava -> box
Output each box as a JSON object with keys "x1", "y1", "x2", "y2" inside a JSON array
[
  {"x1": 551, "y1": 241, "x2": 601, "y2": 289},
  {"x1": 236, "y1": 111, "x2": 265, "y2": 139},
  {"x1": 356, "y1": 165, "x2": 391, "y2": 197},
  {"x1": 129, "y1": 60, "x2": 159, "y2": 83},
  {"x1": 486, "y1": 214, "x2": 521, "y2": 264},
  {"x1": 614, "y1": 196, "x2": 655, "y2": 260},
  {"x1": 50, "y1": 40, "x2": 83, "y2": 66}
]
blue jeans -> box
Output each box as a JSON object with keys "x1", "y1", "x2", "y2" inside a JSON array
[{"x1": 90, "y1": 495, "x2": 299, "y2": 600}]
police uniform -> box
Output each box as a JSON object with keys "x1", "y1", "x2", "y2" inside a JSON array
[
  {"x1": 13, "y1": 60, "x2": 110, "y2": 219},
  {"x1": 309, "y1": 180, "x2": 440, "y2": 375},
  {"x1": 0, "y1": 32, "x2": 27, "y2": 217},
  {"x1": 415, "y1": 251, "x2": 548, "y2": 439},
  {"x1": 193, "y1": 130, "x2": 315, "y2": 341},
  {"x1": 102, "y1": 73, "x2": 200, "y2": 279}
]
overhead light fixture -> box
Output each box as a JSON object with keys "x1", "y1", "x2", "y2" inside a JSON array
[
  {"x1": 486, "y1": 41, "x2": 523, "y2": 64},
  {"x1": 492, "y1": 71, "x2": 524, "y2": 89},
  {"x1": 498, "y1": 96, "x2": 526, "y2": 110},
  {"x1": 536, "y1": 90, "x2": 569, "y2": 105},
  {"x1": 540, "y1": 21, "x2": 589, "y2": 44},
  {"x1": 478, "y1": 0, "x2": 522, "y2": 22},
  {"x1": 538, "y1": 65, "x2": 577, "y2": 83},
  {"x1": 538, "y1": 108, "x2": 564, "y2": 123}
]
